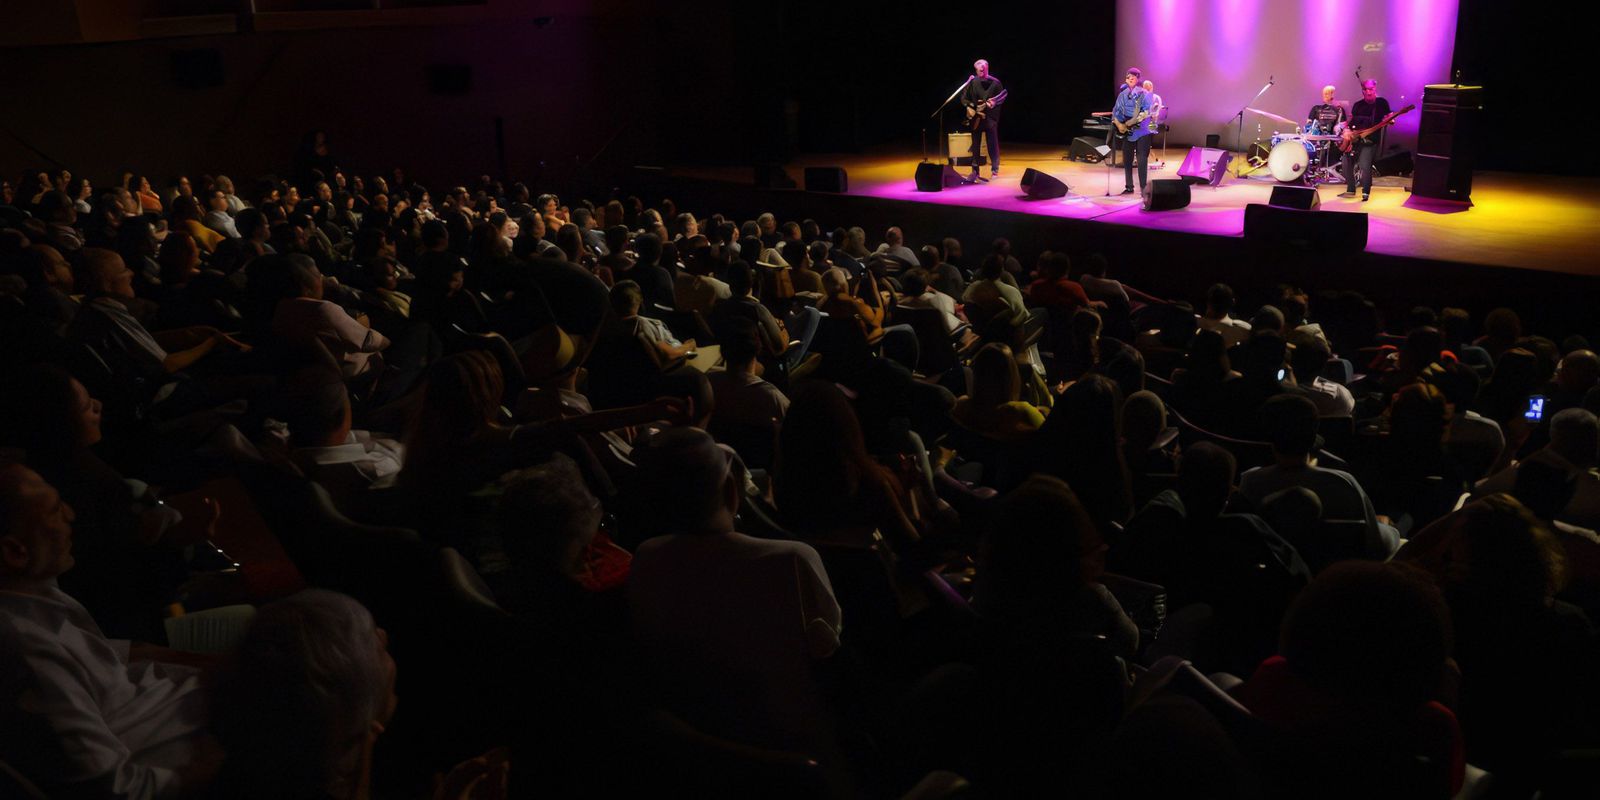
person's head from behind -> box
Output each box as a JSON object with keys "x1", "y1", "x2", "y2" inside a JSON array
[
  {"x1": 555, "y1": 223, "x2": 585, "y2": 262},
  {"x1": 609, "y1": 280, "x2": 644, "y2": 318},
  {"x1": 1287, "y1": 329, "x2": 1331, "y2": 385},
  {"x1": 157, "y1": 231, "x2": 201, "y2": 287},
  {"x1": 1239, "y1": 330, "x2": 1289, "y2": 383},
  {"x1": 885, "y1": 226, "x2": 904, "y2": 247},
  {"x1": 721, "y1": 316, "x2": 764, "y2": 374},
  {"x1": 1400, "y1": 326, "x2": 1445, "y2": 375},
  {"x1": 1177, "y1": 441, "x2": 1235, "y2": 521},
  {"x1": 1386, "y1": 381, "x2": 1450, "y2": 452},
  {"x1": 286, "y1": 253, "x2": 324, "y2": 300},
  {"x1": 1205, "y1": 283, "x2": 1236, "y2": 319},
  {"x1": 1401, "y1": 493, "x2": 1565, "y2": 611},
  {"x1": 81, "y1": 247, "x2": 135, "y2": 299},
  {"x1": 978, "y1": 253, "x2": 1005, "y2": 281},
  {"x1": 420, "y1": 219, "x2": 449, "y2": 251},
  {"x1": 1122, "y1": 390, "x2": 1168, "y2": 453},
  {"x1": 632, "y1": 232, "x2": 662, "y2": 268},
  {"x1": 1511, "y1": 458, "x2": 1578, "y2": 522},
  {"x1": 822, "y1": 267, "x2": 850, "y2": 296},
  {"x1": 726, "y1": 262, "x2": 756, "y2": 299},
  {"x1": 170, "y1": 194, "x2": 201, "y2": 224},
  {"x1": 632, "y1": 427, "x2": 736, "y2": 535},
  {"x1": 405, "y1": 351, "x2": 505, "y2": 476},
  {"x1": 900, "y1": 270, "x2": 928, "y2": 298},
  {"x1": 1421, "y1": 360, "x2": 1480, "y2": 415},
  {"x1": 969, "y1": 342, "x2": 1021, "y2": 410},
  {"x1": 1555, "y1": 349, "x2": 1600, "y2": 396},
  {"x1": 1280, "y1": 561, "x2": 1451, "y2": 708},
  {"x1": 281, "y1": 366, "x2": 352, "y2": 449},
  {"x1": 1483, "y1": 307, "x2": 1521, "y2": 344},
  {"x1": 1070, "y1": 307, "x2": 1103, "y2": 357},
  {"x1": 1261, "y1": 394, "x2": 1319, "y2": 460},
  {"x1": 213, "y1": 590, "x2": 396, "y2": 799},
  {"x1": 1548, "y1": 407, "x2": 1599, "y2": 469},
  {"x1": 0, "y1": 459, "x2": 76, "y2": 588},
  {"x1": 36, "y1": 190, "x2": 75, "y2": 225},
  {"x1": 604, "y1": 224, "x2": 629, "y2": 256},
  {"x1": 497, "y1": 455, "x2": 601, "y2": 579},
  {"x1": 756, "y1": 212, "x2": 776, "y2": 236},
  {"x1": 779, "y1": 240, "x2": 809, "y2": 271},
  {"x1": 806, "y1": 240, "x2": 830, "y2": 271},
  {"x1": 977, "y1": 474, "x2": 1105, "y2": 620}
]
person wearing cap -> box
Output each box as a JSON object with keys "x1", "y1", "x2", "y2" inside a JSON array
[
  {"x1": 1238, "y1": 394, "x2": 1399, "y2": 558},
  {"x1": 627, "y1": 427, "x2": 842, "y2": 754}
]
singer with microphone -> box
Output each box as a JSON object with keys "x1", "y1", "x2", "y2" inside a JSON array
[{"x1": 960, "y1": 59, "x2": 1007, "y2": 181}]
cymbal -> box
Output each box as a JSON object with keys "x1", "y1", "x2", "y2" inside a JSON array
[{"x1": 1246, "y1": 107, "x2": 1298, "y2": 127}]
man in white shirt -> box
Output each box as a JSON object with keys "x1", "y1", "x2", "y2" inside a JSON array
[
  {"x1": 1237, "y1": 395, "x2": 1399, "y2": 558},
  {"x1": 282, "y1": 368, "x2": 404, "y2": 497},
  {"x1": 898, "y1": 271, "x2": 963, "y2": 334},
  {"x1": 1287, "y1": 330, "x2": 1355, "y2": 417},
  {"x1": 269, "y1": 255, "x2": 390, "y2": 379},
  {"x1": 0, "y1": 462, "x2": 218, "y2": 798},
  {"x1": 628, "y1": 428, "x2": 841, "y2": 753}
]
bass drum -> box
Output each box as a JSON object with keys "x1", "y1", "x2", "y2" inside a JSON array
[{"x1": 1268, "y1": 139, "x2": 1314, "y2": 183}]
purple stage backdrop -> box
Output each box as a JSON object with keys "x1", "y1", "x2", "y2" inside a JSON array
[{"x1": 1115, "y1": 0, "x2": 1459, "y2": 153}]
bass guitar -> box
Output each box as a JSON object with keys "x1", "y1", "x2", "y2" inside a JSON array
[
  {"x1": 1338, "y1": 104, "x2": 1414, "y2": 153},
  {"x1": 963, "y1": 88, "x2": 1008, "y2": 131}
]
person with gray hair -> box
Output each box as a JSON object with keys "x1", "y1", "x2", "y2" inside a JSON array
[
  {"x1": 1475, "y1": 408, "x2": 1600, "y2": 530},
  {"x1": 210, "y1": 590, "x2": 395, "y2": 799}
]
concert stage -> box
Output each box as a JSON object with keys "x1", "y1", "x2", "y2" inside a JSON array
[{"x1": 674, "y1": 143, "x2": 1600, "y2": 278}]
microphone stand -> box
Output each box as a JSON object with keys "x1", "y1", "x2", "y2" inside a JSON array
[
  {"x1": 925, "y1": 76, "x2": 975, "y2": 167},
  {"x1": 1231, "y1": 75, "x2": 1275, "y2": 154}
]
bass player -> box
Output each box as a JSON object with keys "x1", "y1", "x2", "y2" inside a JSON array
[{"x1": 1338, "y1": 79, "x2": 1391, "y2": 201}]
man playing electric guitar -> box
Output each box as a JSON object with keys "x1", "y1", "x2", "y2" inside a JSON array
[
  {"x1": 1338, "y1": 79, "x2": 1392, "y2": 201},
  {"x1": 1112, "y1": 67, "x2": 1154, "y2": 195},
  {"x1": 961, "y1": 59, "x2": 1007, "y2": 181}
]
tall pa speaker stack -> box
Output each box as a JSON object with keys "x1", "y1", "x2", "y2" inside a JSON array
[{"x1": 1412, "y1": 84, "x2": 1482, "y2": 203}]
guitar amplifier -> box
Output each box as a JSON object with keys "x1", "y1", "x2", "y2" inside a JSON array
[{"x1": 947, "y1": 133, "x2": 986, "y2": 167}]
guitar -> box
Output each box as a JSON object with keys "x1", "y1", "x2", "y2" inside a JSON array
[
  {"x1": 963, "y1": 88, "x2": 1008, "y2": 130},
  {"x1": 1112, "y1": 109, "x2": 1149, "y2": 135},
  {"x1": 1338, "y1": 103, "x2": 1414, "y2": 153}
]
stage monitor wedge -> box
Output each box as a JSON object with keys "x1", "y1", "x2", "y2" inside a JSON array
[
  {"x1": 1268, "y1": 185, "x2": 1320, "y2": 210},
  {"x1": 1020, "y1": 168, "x2": 1069, "y2": 199},
  {"x1": 1244, "y1": 203, "x2": 1367, "y2": 253},
  {"x1": 1069, "y1": 136, "x2": 1107, "y2": 163},
  {"x1": 804, "y1": 166, "x2": 848, "y2": 193},
  {"x1": 1177, "y1": 147, "x2": 1231, "y2": 186},
  {"x1": 914, "y1": 162, "x2": 965, "y2": 192},
  {"x1": 754, "y1": 164, "x2": 797, "y2": 190},
  {"x1": 1143, "y1": 179, "x2": 1191, "y2": 210}
]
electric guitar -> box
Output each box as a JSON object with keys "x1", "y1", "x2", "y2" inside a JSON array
[
  {"x1": 963, "y1": 88, "x2": 1008, "y2": 130},
  {"x1": 1338, "y1": 104, "x2": 1414, "y2": 153},
  {"x1": 1112, "y1": 109, "x2": 1149, "y2": 135}
]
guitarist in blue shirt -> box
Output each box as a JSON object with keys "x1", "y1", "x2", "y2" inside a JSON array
[
  {"x1": 961, "y1": 59, "x2": 1008, "y2": 182},
  {"x1": 1112, "y1": 67, "x2": 1155, "y2": 195}
]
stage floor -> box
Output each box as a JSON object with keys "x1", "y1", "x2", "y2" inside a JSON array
[{"x1": 675, "y1": 143, "x2": 1600, "y2": 277}]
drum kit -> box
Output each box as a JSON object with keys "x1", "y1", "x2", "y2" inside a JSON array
[{"x1": 1244, "y1": 107, "x2": 1344, "y2": 184}]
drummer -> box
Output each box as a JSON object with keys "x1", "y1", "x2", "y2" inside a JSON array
[
  {"x1": 1305, "y1": 85, "x2": 1347, "y2": 135},
  {"x1": 1305, "y1": 85, "x2": 1347, "y2": 168}
]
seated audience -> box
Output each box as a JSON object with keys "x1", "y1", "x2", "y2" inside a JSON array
[{"x1": 1238, "y1": 395, "x2": 1399, "y2": 557}]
